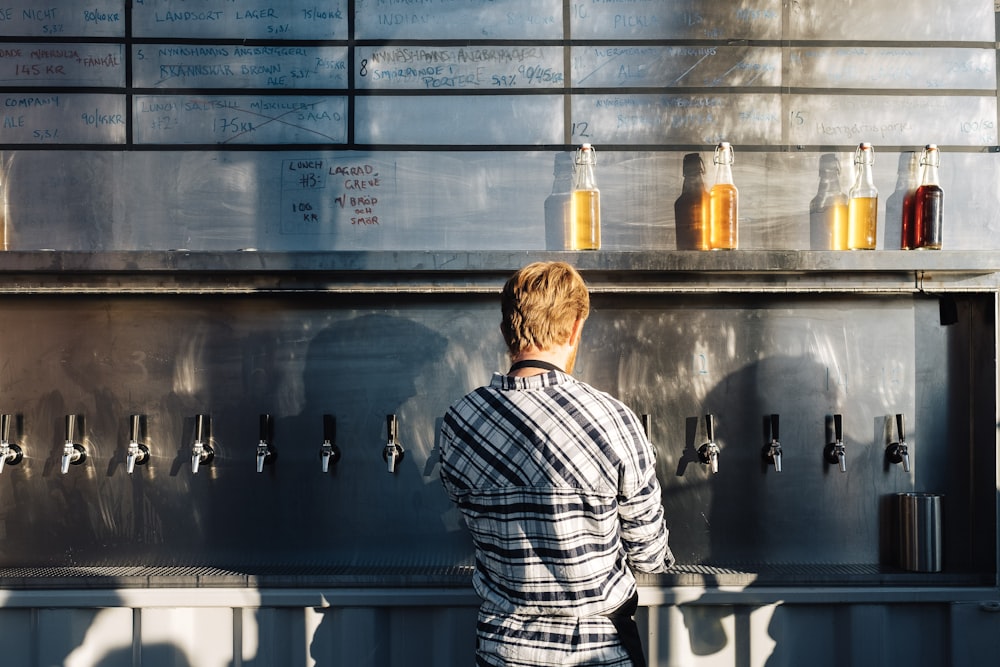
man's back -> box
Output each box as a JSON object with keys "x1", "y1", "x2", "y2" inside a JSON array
[{"x1": 440, "y1": 369, "x2": 672, "y2": 666}]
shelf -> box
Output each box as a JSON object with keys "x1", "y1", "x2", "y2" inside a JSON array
[{"x1": 0, "y1": 250, "x2": 997, "y2": 294}]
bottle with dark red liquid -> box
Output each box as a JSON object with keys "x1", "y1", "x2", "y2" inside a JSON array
[{"x1": 914, "y1": 144, "x2": 943, "y2": 249}]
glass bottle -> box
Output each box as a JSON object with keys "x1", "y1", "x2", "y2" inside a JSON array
[
  {"x1": 0, "y1": 152, "x2": 6, "y2": 250},
  {"x1": 544, "y1": 152, "x2": 574, "y2": 250},
  {"x1": 709, "y1": 142, "x2": 738, "y2": 250},
  {"x1": 895, "y1": 151, "x2": 921, "y2": 250},
  {"x1": 914, "y1": 144, "x2": 943, "y2": 249},
  {"x1": 674, "y1": 153, "x2": 710, "y2": 250},
  {"x1": 569, "y1": 143, "x2": 600, "y2": 250},
  {"x1": 847, "y1": 142, "x2": 878, "y2": 250},
  {"x1": 809, "y1": 153, "x2": 848, "y2": 250}
]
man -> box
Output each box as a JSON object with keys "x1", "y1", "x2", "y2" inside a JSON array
[{"x1": 439, "y1": 261, "x2": 674, "y2": 666}]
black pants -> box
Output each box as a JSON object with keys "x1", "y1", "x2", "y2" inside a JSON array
[{"x1": 606, "y1": 592, "x2": 645, "y2": 667}]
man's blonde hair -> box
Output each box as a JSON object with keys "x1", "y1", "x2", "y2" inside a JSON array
[{"x1": 500, "y1": 261, "x2": 590, "y2": 357}]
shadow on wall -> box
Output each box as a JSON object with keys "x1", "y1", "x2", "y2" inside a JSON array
[{"x1": 93, "y1": 644, "x2": 193, "y2": 667}]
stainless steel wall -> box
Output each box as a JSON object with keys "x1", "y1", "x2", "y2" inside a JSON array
[
  {"x1": 0, "y1": 252, "x2": 994, "y2": 666},
  {"x1": 4, "y1": 149, "x2": 1000, "y2": 253},
  {"x1": 0, "y1": 288, "x2": 992, "y2": 578},
  {"x1": 1, "y1": 589, "x2": 998, "y2": 666}
]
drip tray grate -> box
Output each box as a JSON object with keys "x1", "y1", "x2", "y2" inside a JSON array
[{"x1": 0, "y1": 562, "x2": 984, "y2": 590}]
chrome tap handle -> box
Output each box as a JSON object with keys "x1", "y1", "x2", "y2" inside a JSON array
[
  {"x1": 0, "y1": 414, "x2": 22, "y2": 474},
  {"x1": 384, "y1": 444, "x2": 400, "y2": 473},
  {"x1": 191, "y1": 441, "x2": 204, "y2": 474},
  {"x1": 896, "y1": 413, "x2": 910, "y2": 473},
  {"x1": 697, "y1": 442, "x2": 720, "y2": 473},
  {"x1": 320, "y1": 414, "x2": 341, "y2": 473},
  {"x1": 61, "y1": 442, "x2": 75, "y2": 474},
  {"x1": 191, "y1": 414, "x2": 213, "y2": 474},
  {"x1": 886, "y1": 413, "x2": 911, "y2": 473},
  {"x1": 61, "y1": 414, "x2": 86, "y2": 474},
  {"x1": 825, "y1": 414, "x2": 846, "y2": 472},
  {"x1": 126, "y1": 414, "x2": 149, "y2": 474},
  {"x1": 0, "y1": 414, "x2": 10, "y2": 474},
  {"x1": 321, "y1": 442, "x2": 334, "y2": 473},
  {"x1": 383, "y1": 414, "x2": 404, "y2": 473},
  {"x1": 256, "y1": 413, "x2": 274, "y2": 473},
  {"x1": 126, "y1": 443, "x2": 140, "y2": 474},
  {"x1": 61, "y1": 442, "x2": 85, "y2": 474},
  {"x1": 764, "y1": 414, "x2": 782, "y2": 472},
  {"x1": 698, "y1": 414, "x2": 719, "y2": 473}
]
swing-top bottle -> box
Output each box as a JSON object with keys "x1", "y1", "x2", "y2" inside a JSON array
[
  {"x1": 709, "y1": 142, "x2": 738, "y2": 250},
  {"x1": 570, "y1": 143, "x2": 601, "y2": 250},
  {"x1": 847, "y1": 142, "x2": 878, "y2": 250},
  {"x1": 914, "y1": 144, "x2": 943, "y2": 249}
]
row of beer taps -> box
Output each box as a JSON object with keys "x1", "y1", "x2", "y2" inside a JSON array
[
  {"x1": 0, "y1": 412, "x2": 406, "y2": 476},
  {"x1": 0, "y1": 409, "x2": 911, "y2": 477},
  {"x1": 694, "y1": 413, "x2": 911, "y2": 474}
]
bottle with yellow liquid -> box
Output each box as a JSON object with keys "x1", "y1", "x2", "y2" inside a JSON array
[
  {"x1": 709, "y1": 142, "x2": 738, "y2": 250},
  {"x1": 569, "y1": 143, "x2": 600, "y2": 250},
  {"x1": 847, "y1": 142, "x2": 878, "y2": 250},
  {"x1": 809, "y1": 153, "x2": 848, "y2": 250}
]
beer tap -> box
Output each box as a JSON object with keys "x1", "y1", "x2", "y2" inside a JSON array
[
  {"x1": 824, "y1": 413, "x2": 847, "y2": 472},
  {"x1": 256, "y1": 413, "x2": 275, "y2": 473},
  {"x1": 191, "y1": 414, "x2": 214, "y2": 474},
  {"x1": 698, "y1": 413, "x2": 720, "y2": 474},
  {"x1": 885, "y1": 413, "x2": 910, "y2": 473},
  {"x1": 382, "y1": 413, "x2": 404, "y2": 474},
  {"x1": 125, "y1": 414, "x2": 150, "y2": 474},
  {"x1": 763, "y1": 413, "x2": 782, "y2": 472},
  {"x1": 320, "y1": 414, "x2": 341, "y2": 473},
  {"x1": 0, "y1": 414, "x2": 23, "y2": 474},
  {"x1": 61, "y1": 414, "x2": 87, "y2": 474}
]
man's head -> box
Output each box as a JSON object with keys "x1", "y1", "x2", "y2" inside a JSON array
[{"x1": 500, "y1": 262, "x2": 590, "y2": 360}]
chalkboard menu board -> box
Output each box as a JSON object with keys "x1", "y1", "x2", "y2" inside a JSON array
[{"x1": 0, "y1": 0, "x2": 998, "y2": 251}]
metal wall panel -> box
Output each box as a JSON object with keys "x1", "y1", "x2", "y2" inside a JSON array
[
  {"x1": 1, "y1": 596, "x2": 995, "y2": 666},
  {"x1": 0, "y1": 291, "x2": 991, "y2": 579}
]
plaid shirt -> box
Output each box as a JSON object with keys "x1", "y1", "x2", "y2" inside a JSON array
[{"x1": 440, "y1": 370, "x2": 674, "y2": 666}]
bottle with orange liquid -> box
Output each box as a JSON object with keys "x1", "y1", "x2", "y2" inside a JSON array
[
  {"x1": 847, "y1": 142, "x2": 878, "y2": 250},
  {"x1": 914, "y1": 144, "x2": 943, "y2": 249},
  {"x1": 569, "y1": 143, "x2": 600, "y2": 250},
  {"x1": 709, "y1": 142, "x2": 738, "y2": 250}
]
